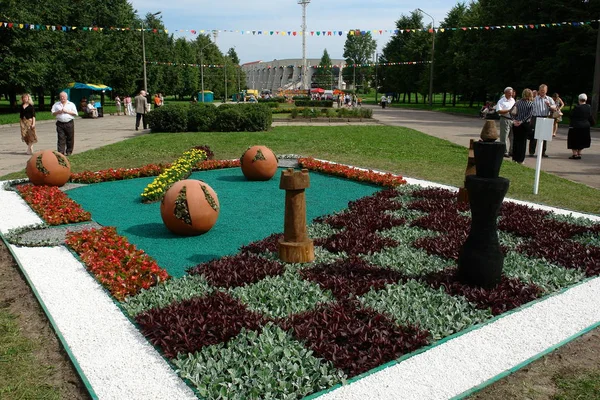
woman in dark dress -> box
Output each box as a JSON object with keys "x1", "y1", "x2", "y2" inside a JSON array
[
  {"x1": 511, "y1": 88, "x2": 535, "y2": 164},
  {"x1": 567, "y1": 93, "x2": 595, "y2": 159},
  {"x1": 19, "y1": 93, "x2": 37, "y2": 155}
]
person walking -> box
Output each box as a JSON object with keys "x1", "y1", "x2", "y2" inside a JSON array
[
  {"x1": 551, "y1": 93, "x2": 564, "y2": 137},
  {"x1": 115, "y1": 95, "x2": 122, "y2": 115},
  {"x1": 529, "y1": 84, "x2": 556, "y2": 158},
  {"x1": 19, "y1": 93, "x2": 38, "y2": 155},
  {"x1": 511, "y1": 88, "x2": 535, "y2": 164},
  {"x1": 51, "y1": 92, "x2": 78, "y2": 156},
  {"x1": 134, "y1": 90, "x2": 148, "y2": 131},
  {"x1": 125, "y1": 95, "x2": 133, "y2": 116},
  {"x1": 567, "y1": 93, "x2": 595, "y2": 159},
  {"x1": 496, "y1": 87, "x2": 515, "y2": 157}
]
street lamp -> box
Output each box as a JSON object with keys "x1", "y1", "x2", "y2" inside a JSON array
[
  {"x1": 142, "y1": 11, "x2": 161, "y2": 93},
  {"x1": 417, "y1": 8, "x2": 435, "y2": 107},
  {"x1": 200, "y1": 42, "x2": 212, "y2": 103}
]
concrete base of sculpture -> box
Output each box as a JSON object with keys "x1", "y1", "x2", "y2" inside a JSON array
[{"x1": 278, "y1": 239, "x2": 315, "y2": 263}]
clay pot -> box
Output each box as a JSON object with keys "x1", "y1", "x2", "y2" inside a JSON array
[
  {"x1": 160, "y1": 179, "x2": 219, "y2": 236},
  {"x1": 240, "y1": 145, "x2": 277, "y2": 181},
  {"x1": 25, "y1": 150, "x2": 71, "y2": 187}
]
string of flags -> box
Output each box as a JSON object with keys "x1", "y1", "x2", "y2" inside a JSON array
[
  {"x1": 146, "y1": 61, "x2": 431, "y2": 69},
  {"x1": 0, "y1": 20, "x2": 597, "y2": 36}
]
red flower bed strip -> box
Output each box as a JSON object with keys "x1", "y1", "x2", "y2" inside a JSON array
[
  {"x1": 425, "y1": 269, "x2": 543, "y2": 315},
  {"x1": 188, "y1": 252, "x2": 284, "y2": 288},
  {"x1": 194, "y1": 159, "x2": 241, "y2": 171},
  {"x1": 65, "y1": 227, "x2": 169, "y2": 301},
  {"x1": 136, "y1": 292, "x2": 265, "y2": 358},
  {"x1": 16, "y1": 184, "x2": 91, "y2": 225},
  {"x1": 279, "y1": 300, "x2": 429, "y2": 377},
  {"x1": 70, "y1": 164, "x2": 166, "y2": 184},
  {"x1": 298, "y1": 158, "x2": 407, "y2": 187}
]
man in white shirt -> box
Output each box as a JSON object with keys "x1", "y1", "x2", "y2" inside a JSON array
[
  {"x1": 51, "y1": 91, "x2": 78, "y2": 156},
  {"x1": 529, "y1": 84, "x2": 556, "y2": 158},
  {"x1": 496, "y1": 87, "x2": 515, "y2": 157}
]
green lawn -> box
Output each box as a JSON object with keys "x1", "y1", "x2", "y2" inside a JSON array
[{"x1": 2, "y1": 125, "x2": 599, "y2": 214}]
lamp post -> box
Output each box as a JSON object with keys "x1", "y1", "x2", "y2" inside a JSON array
[
  {"x1": 200, "y1": 42, "x2": 212, "y2": 103},
  {"x1": 375, "y1": 53, "x2": 379, "y2": 103},
  {"x1": 298, "y1": 0, "x2": 311, "y2": 91},
  {"x1": 223, "y1": 58, "x2": 227, "y2": 102},
  {"x1": 142, "y1": 11, "x2": 161, "y2": 94},
  {"x1": 417, "y1": 8, "x2": 435, "y2": 107}
]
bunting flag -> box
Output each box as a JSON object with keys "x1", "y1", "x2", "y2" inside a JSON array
[
  {"x1": 147, "y1": 61, "x2": 430, "y2": 69},
  {"x1": 0, "y1": 19, "x2": 597, "y2": 36}
]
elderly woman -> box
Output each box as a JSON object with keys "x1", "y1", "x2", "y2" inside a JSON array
[
  {"x1": 510, "y1": 88, "x2": 535, "y2": 164},
  {"x1": 19, "y1": 93, "x2": 38, "y2": 155},
  {"x1": 567, "y1": 93, "x2": 595, "y2": 159}
]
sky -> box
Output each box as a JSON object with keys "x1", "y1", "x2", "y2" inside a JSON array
[{"x1": 128, "y1": 0, "x2": 457, "y2": 64}]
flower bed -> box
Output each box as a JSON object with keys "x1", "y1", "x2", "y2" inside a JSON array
[
  {"x1": 65, "y1": 226, "x2": 169, "y2": 300},
  {"x1": 70, "y1": 164, "x2": 166, "y2": 184},
  {"x1": 298, "y1": 157, "x2": 407, "y2": 187},
  {"x1": 8, "y1": 159, "x2": 600, "y2": 399},
  {"x1": 120, "y1": 185, "x2": 599, "y2": 399},
  {"x1": 16, "y1": 184, "x2": 91, "y2": 225},
  {"x1": 141, "y1": 149, "x2": 207, "y2": 203}
]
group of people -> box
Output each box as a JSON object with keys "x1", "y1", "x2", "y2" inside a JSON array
[
  {"x1": 17, "y1": 89, "x2": 155, "y2": 157},
  {"x1": 337, "y1": 93, "x2": 361, "y2": 108},
  {"x1": 493, "y1": 84, "x2": 594, "y2": 163},
  {"x1": 114, "y1": 91, "x2": 161, "y2": 130}
]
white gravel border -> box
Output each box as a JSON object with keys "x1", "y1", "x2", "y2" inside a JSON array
[{"x1": 1, "y1": 167, "x2": 599, "y2": 400}]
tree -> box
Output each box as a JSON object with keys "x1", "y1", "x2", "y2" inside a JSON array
[
  {"x1": 227, "y1": 48, "x2": 240, "y2": 65},
  {"x1": 312, "y1": 49, "x2": 334, "y2": 89},
  {"x1": 343, "y1": 30, "x2": 377, "y2": 92}
]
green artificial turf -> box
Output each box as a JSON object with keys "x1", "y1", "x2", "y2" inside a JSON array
[{"x1": 67, "y1": 167, "x2": 380, "y2": 277}]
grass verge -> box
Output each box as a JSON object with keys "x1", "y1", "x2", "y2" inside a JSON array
[
  {"x1": 0, "y1": 308, "x2": 61, "y2": 399},
  {"x1": 1, "y1": 125, "x2": 599, "y2": 214}
]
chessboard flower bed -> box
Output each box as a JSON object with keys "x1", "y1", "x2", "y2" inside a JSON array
[{"x1": 116, "y1": 185, "x2": 599, "y2": 399}]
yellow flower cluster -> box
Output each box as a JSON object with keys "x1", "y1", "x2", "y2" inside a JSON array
[{"x1": 140, "y1": 149, "x2": 207, "y2": 203}]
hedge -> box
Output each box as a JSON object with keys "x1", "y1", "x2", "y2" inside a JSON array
[
  {"x1": 294, "y1": 100, "x2": 334, "y2": 108},
  {"x1": 147, "y1": 103, "x2": 272, "y2": 132}
]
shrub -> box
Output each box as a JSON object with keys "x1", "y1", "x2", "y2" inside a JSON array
[
  {"x1": 291, "y1": 108, "x2": 299, "y2": 119},
  {"x1": 147, "y1": 104, "x2": 189, "y2": 132},
  {"x1": 187, "y1": 103, "x2": 217, "y2": 132},
  {"x1": 214, "y1": 106, "x2": 245, "y2": 131},
  {"x1": 240, "y1": 104, "x2": 273, "y2": 131},
  {"x1": 295, "y1": 100, "x2": 334, "y2": 107}
]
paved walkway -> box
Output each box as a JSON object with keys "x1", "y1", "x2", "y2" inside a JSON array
[
  {"x1": 1, "y1": 109, "x2": 598, "y2": 189},
  {"x1": 367, "y1": 105, "x2": 600, "y2": 189},
  {"x1": 0, "y1": 115, "x2": 145, "y2": 177}
]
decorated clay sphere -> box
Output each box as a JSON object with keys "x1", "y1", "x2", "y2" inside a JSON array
[
  {"x1": 160, "y1": 179, "x2": 220, "y2": 236},
  {"x1": 26, "y1": 150, "x2": 71, "y2": 187},
  {"x1": 240, "y1": 145, "x2": 278, "y2": 181}
]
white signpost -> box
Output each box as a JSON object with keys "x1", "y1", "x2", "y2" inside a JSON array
[{"x1": 533, "y1": 117, "x2": 554, "y2": 195}]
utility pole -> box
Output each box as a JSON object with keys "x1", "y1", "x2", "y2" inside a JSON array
[
  {"x1": 224, "y1": 58, "x2": 227, "y2": 102},
  {"x1": 375, "y1": 53, "x2": 378, "y2": 103},
  {"x1": 592, "y1": 22, "x2": 600, "y2": 119},
  {"x1": 298, "y1": 0, "x2": 311, "y2": 92}
]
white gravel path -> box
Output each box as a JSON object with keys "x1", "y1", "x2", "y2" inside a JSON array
[{"x1": 1, "y1": 171, "x2": 599, "y2": 400}]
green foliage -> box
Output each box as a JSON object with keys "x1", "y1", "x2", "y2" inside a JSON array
[
  {"x1": 290, "y1": 108, "x2": 299, "y2": 118},
  {"x1": 172, "y1": 323, "x2": 346, "y2": 400},
  {"x1": 187, "y1": 103, "x2": 217, "y2": 132},
  {"x1": 121, "y1": 275, "x2": 213, "y2": 317},
  {"x1": 229, "y1": 272, "x2": 334, "y2": 319},
  {"x1": 502, "y1": 251, "x2": 586, "y2": 293},
  {"x1": 294, "y1": 100, "x2": 334, "y2": 107},
  {"x1": 360, "y1": 280, "x2": 493, "y2": 341},
  {"x1": 146, "y1": 104, "x2": 189, "y2": 132},
  {"x1": 214, "y1": 106, "x2": 245, "y2": 132},
  {"x1": 239, "y1": 104, "x2": 273, "y2": 131},
  {"x1": 363, "y1": 240, "x2": 452, "y2": 277},
  {"x1": 572, "y1": 232, "x2": 600, "y2": 248}
]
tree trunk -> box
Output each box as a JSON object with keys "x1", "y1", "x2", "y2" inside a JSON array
[
  {"x1": 442, "y1": 92, "x2": 447, "y2": 107},
  {"x1": 8, "y1": 88, "x2": 17, "y2": 111},
  {"x1": 452, "y1": 93, "x2": 457, "y2": 107},
  {"x1": 37, "y1": 88, "x2": 45, "y2": 111}
]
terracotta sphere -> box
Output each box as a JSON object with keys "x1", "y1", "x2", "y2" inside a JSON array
[
  {"x1": 25, "y1": 150, "x2": 71, "y2": 187},
  {"x1": 240, "y1": 145, "x2": 278, "y2": 181},
  {"x1": 160, "y1": 179, "x2": 220, "y2": 236}
]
